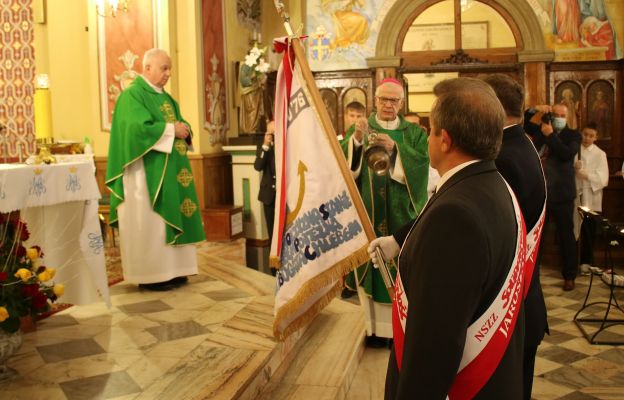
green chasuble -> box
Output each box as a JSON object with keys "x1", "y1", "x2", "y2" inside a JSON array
[
  {"x1": 105, "y1": 76, "x2": 205, "y2": 245},
  {"x1": 341, "y1": 114, "x2": 429, "y2": 303}
]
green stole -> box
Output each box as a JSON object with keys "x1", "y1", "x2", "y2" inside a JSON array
[
  {"x1": 341, "y1": 114, "x2": 429, "y2": 303},
  {"x1": 105, "y1": 76, "x2": 205, "y2": 246}
]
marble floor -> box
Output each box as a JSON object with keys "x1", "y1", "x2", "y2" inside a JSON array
[
  {"x1": 3, "y1": 239, "x2": 624, "y2": 399},
  {"x1": 1, "y1": 239, "x2": 365, "y2": 400},
  {"x1": 346, "y1": 264, "x2": 624, "y2": 400}
]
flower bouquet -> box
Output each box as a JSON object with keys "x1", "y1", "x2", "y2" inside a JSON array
[
  {"x1": 240, "y1": 44, "x2": 270, "y2": 88},
  {"x1": 0, "y1": 212, "x2": 63, "y2": 334}
]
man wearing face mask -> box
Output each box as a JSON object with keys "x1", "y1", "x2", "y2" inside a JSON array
[{"x1": 524, "y1": 104, "x2": 581, "y2": 291}]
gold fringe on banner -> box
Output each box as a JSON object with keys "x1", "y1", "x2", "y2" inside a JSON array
[
  {"x1": 269, "y1": 255, "x2": 281, "y2": 269},
  {"x1": 273, "y1": 244, "x2": 370, "y2": 341}
]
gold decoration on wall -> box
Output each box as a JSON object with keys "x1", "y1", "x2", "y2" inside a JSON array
[
  {"x1": 108, "y1": 50, "x2": 139, "y2": 104},
  {"x1": 205, "y1": 54, "x2": 226, "y2": 145}
]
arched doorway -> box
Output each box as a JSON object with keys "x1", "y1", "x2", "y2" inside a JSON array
[{"x1": 368, "y1": 0, "x2": 554, "y2": 127}]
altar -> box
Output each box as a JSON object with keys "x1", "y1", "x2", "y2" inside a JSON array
[{"x1": 0, "y1": 161, "x2": 111, "y2": 307}]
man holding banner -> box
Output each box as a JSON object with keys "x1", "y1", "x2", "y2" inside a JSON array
[
  {"x1": 341, "y1": 78, "x2": 429, "y2": 339},
  {"x1": 385, "y1": 78, "x2": 525, "y2": 399}
]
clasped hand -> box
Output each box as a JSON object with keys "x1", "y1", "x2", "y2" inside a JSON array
[{"x1": 174, "y1": 122, "x2": 190, "y2": 139}]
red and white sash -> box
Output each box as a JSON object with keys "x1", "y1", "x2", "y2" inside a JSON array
[
  {"x1": 523, "y1": 201, "x2": 545, "y2": 297},
  {"x1": 392, "y1": 180, "x2": 527, "y2": 400},
  {"x1": 523, "y1": 152, "x2": 547, "y2": 297}
]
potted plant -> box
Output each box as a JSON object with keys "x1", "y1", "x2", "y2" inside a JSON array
[{"x1": 0, "y1": 212, "x2": 63, "y2": 380}]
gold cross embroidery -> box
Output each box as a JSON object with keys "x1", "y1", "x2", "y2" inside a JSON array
[
  {"x1": 174, "y1": 139, "x2": 187, "y2": 156},
  {"x1": 180, "y1": 198, "x2": 197, "y2": 217},
  {"x1": 160, "y1": 102, "x2": 176, "y2": 123},
  {"x1": 177, "y1": 168, "x2": 194, "y2": 187}
]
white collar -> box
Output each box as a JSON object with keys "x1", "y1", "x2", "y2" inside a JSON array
[
  {"x1": 582, "y1": 144, "x2": 595, "y2": 152},
  {"x1": 435, "y1": 159, "x2": 481, "y2": 192},
  {"x1": 375, "y1": 114, "x2": 400, "y2": 130},
  {"x1": 142, "y1": 75, "x2": 163, "y2": 93}
]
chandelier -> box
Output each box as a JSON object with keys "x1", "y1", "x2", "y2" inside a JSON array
[{"x1": 95, "y1": 0, "x2": 129, "y2": 18}]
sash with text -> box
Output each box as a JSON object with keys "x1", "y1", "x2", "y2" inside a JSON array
[{"x1": 392, "y1": 180, "x2": 527, "y2": 400}]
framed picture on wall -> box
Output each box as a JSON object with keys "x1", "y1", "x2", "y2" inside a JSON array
[
  {"x1": 201, "y1": 0, "x2": 228, "y2": 145},
  {"x1": 97, "y1": 0, "x2": 160, "y2": 131},
  {"x1": 320, "y1": 89, "x2": 339, "y2": 133},
  {"x1": 586, "y1": 80, "x2": 614, "y2": 140},
  {"x1": 554, "y1": 80, "x2": 582, "y2": 131}
]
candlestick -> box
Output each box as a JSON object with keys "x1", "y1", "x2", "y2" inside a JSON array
[
  {"x1": 34, "y1": 87, "x2": 53, "y2": 140},
  {"x1": 33, "y1": 74, "x2": 55, "y2": 164}
]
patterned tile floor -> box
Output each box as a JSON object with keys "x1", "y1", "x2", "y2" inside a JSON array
[
  {"x1": 0, "y1": 240, "x2": 283, "y2": 400},
  {"x1": 346, "y1": 263, "x2": 624, "y2": 400},
  {"x1": 531, "y1": 264, "x2": 624, "y2": 400},
  {"x1": 3, "y1": 238, "x2": 624, "y2": 399}
]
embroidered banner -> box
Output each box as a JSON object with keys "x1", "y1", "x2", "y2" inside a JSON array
[{"x1": 270, "y1": 37, "x2": 373, "y2": 340}]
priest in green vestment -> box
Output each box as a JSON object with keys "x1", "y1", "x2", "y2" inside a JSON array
[
  {"x1": 341, "y1": 78, "x2": 429, "y2": 338},
  {"x1": 106, "y1": 48, "x2": 205, "y2": 291}
]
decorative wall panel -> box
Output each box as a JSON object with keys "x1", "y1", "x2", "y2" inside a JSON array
[
  {"x1": 0, "y1": 0, "x2": 35, "y2": 160},
  {"x1": 201, "y1": 0, "x2": 228, "y2": 145},
  {"x1": 98, "y1": 0, "x2": 156, "y2": 130}
]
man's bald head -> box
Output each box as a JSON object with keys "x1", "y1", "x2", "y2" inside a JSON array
[{"x1": 142, "y1": 48, "x2": 172, "y2": 88}]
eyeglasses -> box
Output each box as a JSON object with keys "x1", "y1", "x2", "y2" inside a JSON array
[{"x1": 376, "y1": 96, "x2": 402, "y2": 106}]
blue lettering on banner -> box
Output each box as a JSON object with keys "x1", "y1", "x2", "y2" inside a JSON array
[{"x1": 277, "y1": 190, "x2": 363, "y2": 287}]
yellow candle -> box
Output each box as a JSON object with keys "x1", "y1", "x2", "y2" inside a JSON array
[{"x1": 34, "y1": 87, "x2": 53, "y2": 140}]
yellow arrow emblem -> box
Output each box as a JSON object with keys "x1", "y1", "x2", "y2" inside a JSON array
[{"x1": 285, "y1": 161, "x2": 308, "y2": 226}]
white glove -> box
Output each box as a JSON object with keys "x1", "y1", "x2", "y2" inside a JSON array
[{"x1": 367, "y1": 236, "x2": 400, "y2": 268}]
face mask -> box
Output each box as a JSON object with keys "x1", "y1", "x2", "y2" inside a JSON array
[{"x1": 552, "y1": 117, "x2": 566, "y2": 131}]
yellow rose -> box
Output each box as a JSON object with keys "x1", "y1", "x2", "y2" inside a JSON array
[
  {"x1": 53, "y1": 284, "x2": 64, "y2": 297},
  {"x1": 26, "y1": 247, "x2": 39, "y2": 261},
  {"x1": 0, "y1": 306, "x2": 9, "y2": 322},
  {"x1": 14, "y1": 268, "x2": 32, "y2": 282},
  {"x1": 38, "y1": 267, "x2": 56, "y2": 282}
]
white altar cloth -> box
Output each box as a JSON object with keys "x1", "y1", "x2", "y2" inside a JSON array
[{"x1": 0, "y1": 162, "x2": 111, "y2": 307}]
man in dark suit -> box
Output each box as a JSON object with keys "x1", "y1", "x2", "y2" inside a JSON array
[
  {"x1": 525, "y1": 104, "x2": 581, "y2": 291},
  {"x1": 483, "y1": 74, "x2": 548, "y2": 400},
  {"x1": 254, "y1": 120, "x2": 276, "y2": 274},
  {"x1": 382, "y1": 78, "x2": 525, "y2": 399}
]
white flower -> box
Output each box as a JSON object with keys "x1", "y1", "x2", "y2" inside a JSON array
[
  {"x1": 250, "y1": 46, "x2": 264, "y2": 58},
  {"x1": 255, "y1": 58, "x2": 270, "y2": 74},
  {"x1": 244, "y1": 53, "x2": 259, "y2": 67}
]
